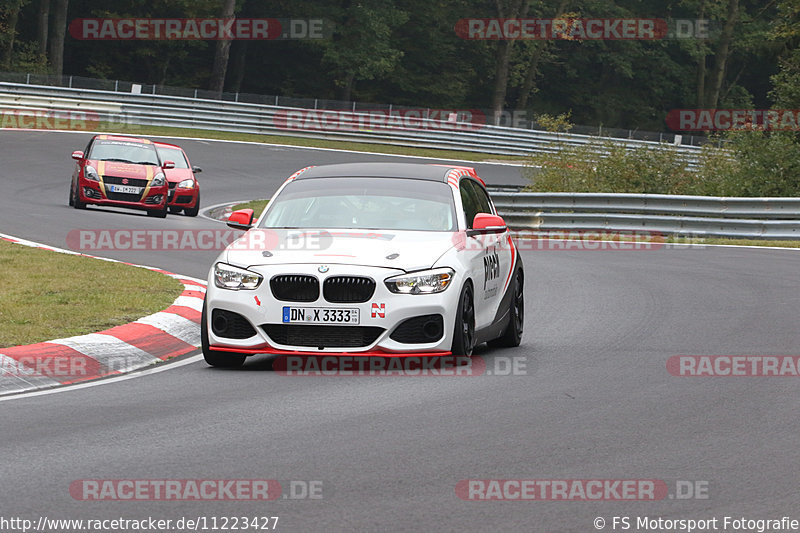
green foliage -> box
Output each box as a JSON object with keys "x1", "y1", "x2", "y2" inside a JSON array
[
  {"x1": 724, "y1": 130, "x2": 800, "y2": 196},
  {"x1": 526, "y1": 129, "x2": 800, "y2": 197},
  {"x1": 535, "y1": 111, "x2": 573, "y2": 133},
  {"x1": 526, "y1": 141, "x2": 698, "y2": 194}
]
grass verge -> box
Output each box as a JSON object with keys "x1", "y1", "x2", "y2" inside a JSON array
[
  {"x1": 664, "y1": 236, "x2": 800, "y2": 248},
  {"x1": 0, "y1": 240, "x2": 183, "y2": 348},
  {"x1": 231, "y1": 199, "x2": 269, "y2": 215},
  {"x1": 90, "y1": 122, "x2": 521, "y2": 162}
]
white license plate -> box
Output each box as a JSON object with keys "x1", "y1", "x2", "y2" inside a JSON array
[
  {"x1": 109, "y1": 185, "x2": 141, "y2": 194},
  {"x1": 282, "y1": 307, "x2": 360, "y2": 324}
]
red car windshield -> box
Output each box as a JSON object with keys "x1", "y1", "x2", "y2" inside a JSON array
[
  {"x1": 155, "y1": 146, "x2": 190, "y2": 169},
  {"x1": 88, "y1": 140, "x2": 159, "y2": 166}
]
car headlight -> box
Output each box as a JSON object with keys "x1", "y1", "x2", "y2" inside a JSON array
[
  {"x1": 385, "y1": 268, "x2": 455, "y2": 294},
  {"x1": 177, "y1": 178, "x2": 195, "y2": 189},
  {"x1": 151, "y1": 172, "x2": 166, "y2": 187},
  {"x1": 84, "y1": 165, "x2": 99, "y2": 181},
  {"x1": 214, "y1": 263, "x2": 263, "y2": 290}
]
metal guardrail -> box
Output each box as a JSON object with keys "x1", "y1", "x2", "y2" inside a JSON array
[
  {"x1": 0, "y1": 70, "x2": 713, "y2": 146},
  {"x1": 0, "y1": 82, "x2": 705, "y2": 164},
  {"x1": 489, "y1": 190, "x2": 800, "y2": 240},
  {"x1": 1, "y1": 83, "x2": 792, "y2": 239}
]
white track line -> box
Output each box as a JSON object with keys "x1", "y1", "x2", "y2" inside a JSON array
[{"x1": 0, "y1": 354, "x2": 204, "y2": 402}]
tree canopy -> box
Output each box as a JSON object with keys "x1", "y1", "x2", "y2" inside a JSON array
[{"x1": 0, "y1": 0, "x2": 796, "y2": 132}]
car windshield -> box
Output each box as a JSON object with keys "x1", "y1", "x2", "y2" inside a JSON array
[
  {"x1": 259, "y1": 177, "x2": 457, "y2": 232},
  {"x1": 155, "y1": 146, "x2": 190, "y2": 169},
  {"x1": 88, "y1": 140, "x2": 160, "y2": 165}
]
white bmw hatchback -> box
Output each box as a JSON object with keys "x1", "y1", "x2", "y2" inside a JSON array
[{"x1": 202, "y1": 163, "x2": 524, "y2": 367}]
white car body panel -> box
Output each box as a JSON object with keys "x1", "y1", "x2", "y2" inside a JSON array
[{"x1": 204, "y1": 163, "x2": 521, "y2": 357}]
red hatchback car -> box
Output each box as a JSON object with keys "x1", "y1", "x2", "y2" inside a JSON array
[
  {"x1": 69, "y1": 135, "x2": 172, "y2": 218},
  {"x1": 154, "y1": 142, "x2": 201, "y2": 217}
]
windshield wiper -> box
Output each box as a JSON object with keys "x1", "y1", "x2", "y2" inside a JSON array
[{"x1": 100, "y1": 158, "x2": 135, "y2": 163}]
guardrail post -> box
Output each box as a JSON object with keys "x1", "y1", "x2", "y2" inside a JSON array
[
  {"x1": 26, "y1": 73, "x2": 30, "y2": 84},
  {"x1": 68, "y1": 76, "x2": 73, "y2": 88},
  {"x1": 194, "y1": 89, "x2": 198, "y2": 98},
  {"x1": 275, "y1": 95, "x2": 278, "y2": 105},
  {"x1": 314, "y1": 99, "x2": 318, "y2": 110},
  {"x1": 235, "y1": 92, "x2": 239, "y2": 102},
  {"x1": 114, "y1": 79, "x2": 119, "y2": 92}
]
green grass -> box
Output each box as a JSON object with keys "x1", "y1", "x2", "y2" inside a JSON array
[
  {"x1": 91, "y1": 122, "x2": 521, "y2": 162},
  {"x1": 664, "y1": 236, "x2": 800, "y2": 248},
  {"x1": 231, "y1": 199, "x2": 269, "y2": 215},
  {"x1": 0, "y1": 240, "x2": 184, "y2": 348}
]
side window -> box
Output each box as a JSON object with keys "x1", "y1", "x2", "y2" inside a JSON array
[
  {"x1": 460, "y1": 181, "x2": 480, "y2": 229},
  {"x1": 471, "y1": 181, "x2": 493, "y2": 215}
]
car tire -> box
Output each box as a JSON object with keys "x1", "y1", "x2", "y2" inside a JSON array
[
  {"x1": 201, "y1": 300, "x2": 246, "y2": 368},
  {"x1": 148, "y1": 203, "x2": 168, "y2": 218},
  {"x1": 489, "y1": 269, "x2": 524, "y2": 348},
  {"x1": 451, "y1": 282, "x2": 475, "y2": 357},
  {"x1": 184, "y1": 193, "x2": 200, "y2": 217},
  {"x1": 72, "y1": 181, "x2": 86, "y2": 210},
  {"x1": 169, "y1": 206, "x2": 183, "y2": 214},
  {"x1": 68, "y1": 182, "x2": 74, "y2": 206}
]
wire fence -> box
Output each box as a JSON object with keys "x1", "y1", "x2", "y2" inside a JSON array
[{"x1": 0, "y1": 70, "x2": 712, "y2": 147}]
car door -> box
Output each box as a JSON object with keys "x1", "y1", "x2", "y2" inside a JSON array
[{"x1": 459, "y1": 178, "x2": 502, "y2": 330}]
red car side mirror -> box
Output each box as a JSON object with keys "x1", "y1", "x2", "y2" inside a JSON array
[
  {"x1": 472, "y1": 213, "x2": 507, "y2": 231},
  {"x1": 227, "y1": 209, "x2": 254, "y2": 230},
  {"x1": 71, "y1": 151, "x2": 84, "y2": 160},
  {"x1": 162, "y1": 160, "x2": 175, "y2": 170}
]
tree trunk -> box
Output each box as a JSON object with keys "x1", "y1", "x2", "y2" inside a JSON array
[
  {"x1": 48, "y1": 0, "x2": 68, "y2": 79},
  {"x1": 335, "y1": 71, "x2": 355, "y2": 102},
  {"x1": 2, "y1": 2, "x2": 21, "y2": 70},
  {"x1": 228, "y1": 40, "x2": 248, "y2": 93},
  {"x1": 491, "y1": 40, "x2": 513, "y2": 124},
  {"x1": 209, "y1": 0, "x2": 237, "y2": 96},
  {"x1": 490, "y1": 0, "x2": 529, "y2": 124},
  {"x1": 516, "y1": 0, "x2": 567, "y2": 111},
  {"x1": 707, "y1": 0, "x2": 739, "y2": 109},
  {"x1": 695, "y1": 0, "x2": 706, "y2": 107},
  {"x1": 515, "y1": 44, "x2": 543, "y2": 111},
  {"x1": 38, "y1": 0, "x2": 50, "y2": 57}
]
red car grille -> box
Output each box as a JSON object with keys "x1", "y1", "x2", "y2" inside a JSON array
[{"x1": 103, "y1": 175, "x2": 149, "y2": 187}]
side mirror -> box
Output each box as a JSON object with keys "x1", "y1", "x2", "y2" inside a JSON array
[
  {"x1": 71, "y1": 151, "x2": 84, "y2": 160},
  {"x1": 192, "y1": 166, "x2": 203, "y2": 173},
  {"x1": 227, "y1": 209, "x2": 254, "y2": 230},
  {"x1": 472, "y1": 213, "x2": 507, "y2": 232},
  {"x1": 162, "y1": 160, "x2": 175, "y2": 170}
]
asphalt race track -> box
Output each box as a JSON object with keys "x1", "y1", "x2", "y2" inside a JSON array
[{"x1": 1, "y1": 129, "x2": 799, "y2": 532}]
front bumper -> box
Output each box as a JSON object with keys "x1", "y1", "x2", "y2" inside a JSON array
[
  {"x1": 168, "y1": 185, "x2": 199, "y2": 208},
  {"x1": 79, "y1": 177, "x2": 167, "y2": 210},
  {"x1": 205, "y1": 263, "x2": 461, "y2": 355}
]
